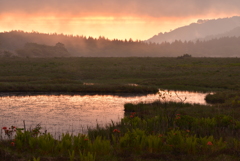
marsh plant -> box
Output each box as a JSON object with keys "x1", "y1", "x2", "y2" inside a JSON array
[
  {"x1": 0, "y1": 57, "x2": 240, "y2": 93},
  {"x1": 1, "y1": 126, "x2": 17, "y2": 139},
  {"x1": 2, "y1": 93, "x2": 240, "y2": 160},
  {"x1": 157, "y1": 89, "x2": 187, "y2": 128}
]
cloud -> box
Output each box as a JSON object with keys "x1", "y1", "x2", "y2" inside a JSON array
[
  {"x1": 1, "y1": 0, "x2": 240, "y2": 40},
  {"x1": 1, "y1": 0, "x2": 240, "y2": 18}
]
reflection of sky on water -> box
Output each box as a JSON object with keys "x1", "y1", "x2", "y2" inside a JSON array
[{"x1": 0, "y1": 91, "x2": 208, "y2": 137}]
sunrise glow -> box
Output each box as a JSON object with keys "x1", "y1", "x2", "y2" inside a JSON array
[
  {"x1": 0, "y1": 14, "x2": 197, "y2": 40},
  {"x1": 1, "y1": 0, "x2": 240, "y2": 40}
]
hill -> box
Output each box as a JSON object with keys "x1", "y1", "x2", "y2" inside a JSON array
[
  {"x1": 200, "y1": 26, "x2": 240, "y2": 41},
  {"x1": 147, "y1": 16, "x2": 240, "y2": 43}
]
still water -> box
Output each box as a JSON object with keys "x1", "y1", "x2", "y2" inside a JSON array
[{"x1": 0, "y1": 90, "x2": 208, "y2": 137}]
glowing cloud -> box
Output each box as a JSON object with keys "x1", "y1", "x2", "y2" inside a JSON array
[{"x1": 1, "y1": 0, "x2": 240, "y2": 39}]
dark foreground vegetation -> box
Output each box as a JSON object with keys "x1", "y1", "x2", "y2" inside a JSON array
[
  {"x1": 0, "y1": 57, "x2": 239, "y2": 93},
  {"x1": 1, "y1": 91, "x2": 240, "y2": 161},
  {"x1": 0, "y1": 57, "x2": 240, "y2": 160}
]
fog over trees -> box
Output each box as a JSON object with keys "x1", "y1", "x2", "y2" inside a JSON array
[
  {"x1": 147, "y1": 16, "x2": 240, "y2": 44},
  {"x1": 1, "y1": 16, "x2": 240, "y2": 58},
  {"x1": 16, "y1": 42, "x2": 70, "y2": 57}
]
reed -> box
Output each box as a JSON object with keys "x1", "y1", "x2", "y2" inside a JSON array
[{"x1": 0, "y1": 57, "x2": 239, "y2": 93}]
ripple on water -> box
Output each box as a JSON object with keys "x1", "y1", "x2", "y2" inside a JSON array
[{"x1": 0, "y1": 91, "x2": 208, "y2": 137}]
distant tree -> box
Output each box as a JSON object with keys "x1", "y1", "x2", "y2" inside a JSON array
[
  {"x1": 55, "y1": 42, "x2": 65, "y2": 48},
  {"x1": 3, "y1": 30, "x2": 240, "y2": 57},
  {"x1": 54, "y1": 42, "x2": 69, "y2": 55},
  {"x1": 16, "y1": 42, "x2": 70, "y2": 57},
  {"x1": 177, "y1": 54, "x2": 192, "y2": 59}
]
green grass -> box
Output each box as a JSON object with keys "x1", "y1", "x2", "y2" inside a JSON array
[
  {"x1": 1, "y1": 57, "x2": 240, "y2": 160},
  {"x1": 0, "y1": 57, "x2": 240, "y2": 93},
  {"x1": 2, "y1": 98, "x2": 240, "y2": 161},
  {"x1": 205, "y1": 91, "x2": 240, "y2": 105},
  {"x1": 0, "y1": 90, "x2": 240, "y2": 161}
]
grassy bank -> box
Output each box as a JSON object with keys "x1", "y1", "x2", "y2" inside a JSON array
[
  {"x1": 1, "y1": 97, "x2": 240, "y2": 161},
  {"x1": 0, "y1": 57, "x2": 240, "y2": 160},
  {"x1": 0, "y1": 57, "x2": 239, "y2": 92}
]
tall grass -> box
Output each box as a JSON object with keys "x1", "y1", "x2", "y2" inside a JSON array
[
  {"x1": 0, "y1": 57, "x2": 239, "y2": 92},
  {"x1": 1, "y1": 57, "x2": 240, "y2": 160},
  {"x1": 2, "y1": 99, "x2": 240, "y2": 160}
]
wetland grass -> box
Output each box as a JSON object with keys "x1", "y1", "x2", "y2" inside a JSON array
[
  {"x1": 0, "y1": 57, "x2": 239, "y2": 93},
  {"x1": 1, "y1": 95, "x2": 240, "y2": 161},
  {"x1": 0, "y1": 57, "x2": 240, "y2": 160}
]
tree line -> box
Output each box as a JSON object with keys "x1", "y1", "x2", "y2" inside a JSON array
[{"x1": 0, "y1": 30, "x2": 240, "y2": 57}]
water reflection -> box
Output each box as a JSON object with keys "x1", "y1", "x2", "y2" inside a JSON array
[{"x1": 0, "y1": 91, "x2": 208, "y2": 137}]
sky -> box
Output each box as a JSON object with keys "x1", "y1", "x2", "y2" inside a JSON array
[{"x1": 1, "y1": 0, "x2": 240, "y2": 40}]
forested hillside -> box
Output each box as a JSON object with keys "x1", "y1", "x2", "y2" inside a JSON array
[
  {"x1": 0, "y1": 31, "x2": 240, "y2": 57},
  {"x1": 147, "y1": 16, "x2": 240, "y2": 44}
]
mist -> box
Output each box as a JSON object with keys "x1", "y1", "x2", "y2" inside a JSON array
[
  {"x1": 1, "y1": 28, "x2": 240, "y2": 58},
  {"x1": 1, "y1": 1, "x2": 240, "y2": 57},
  {"x1": 1, "y1": 0, "x2": 240, "y2": 40}
]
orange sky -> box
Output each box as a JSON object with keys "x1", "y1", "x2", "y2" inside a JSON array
[
  {"x1": 0, "y1": 15, "x2": 187, "y2": 40},
  {"x1": 1, "y1": 0, "x2": 240, "y2": 40},
  {"x1": 0, "y1": 14, "x2": 232, "y2": 40}
]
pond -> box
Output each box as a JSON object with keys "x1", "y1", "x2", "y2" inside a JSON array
[{"x1": 0, "y1": 90, "x2": 208, "y2": 138}]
